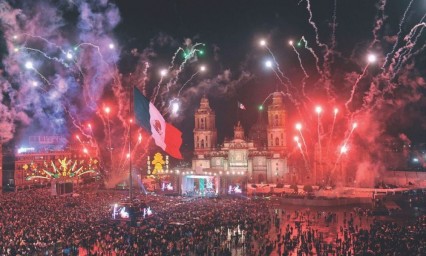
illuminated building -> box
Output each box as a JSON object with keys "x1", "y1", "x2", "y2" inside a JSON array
[
  {"x1": 14, "y1": 136, "x2": 99, "y2": 188},
  {"x1": 192, "y1": 92, "x2": 289, "y2": 185}
]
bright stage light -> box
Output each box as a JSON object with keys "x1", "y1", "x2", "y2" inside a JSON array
[
  {"x1": 199, "y1": 65, "x2": 206, "y2": 72},
  {"x1": 340, "y1": 145, "x2": 348, "y2": 154},
  {"x1": 108, "y1": 43, "x2": 115, "y2": 49},
  {"x1": 259, "y1": 39, "x2": 266, "y2": 47},
  {"x1": 265, "y1": 60, "x2": 273, "y2": 68},
  {"x1": 334, "y1": 108, "x2": 339, "y2": 115},
  {"x1": 32, "y1": 81, "x2": 38, "y2": 87},
  {"x1": 352, "y1": 123, "x2": 358, "y2": 129},
  {"x1": 66, "y1": 52, "x2": 73, "y2": 59},
  {"x1": 295, "y1": 123, "x2": 302, "y2": 130},
  {"x1": 186, "y1": 175, "x2": 213, "y2": 179},
  {"x1": 17, "y1": 147, "x2": 35, "y2": 154},
  {"x1": 289, "y1": 40, "x2": 293, "y2": 46},
  {"x1": 294, "y1": 136, "x2": 299, "y2": 142}
]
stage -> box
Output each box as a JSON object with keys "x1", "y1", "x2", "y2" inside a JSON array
[{"x1": 181, "y1": 175, "x2": 219, "y2": 197}]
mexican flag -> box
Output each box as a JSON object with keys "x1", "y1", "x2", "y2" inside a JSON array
[{"x1": 134, "y1": 87, "x2": 183, "y2": 159}]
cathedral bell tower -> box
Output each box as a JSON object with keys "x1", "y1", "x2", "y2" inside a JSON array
[
  {"x1": 267, "y1": 92, "x2": 286, "y2": 154},
  {"x1": 194, "y1": 96, "x2": 217, "y2": 155}
]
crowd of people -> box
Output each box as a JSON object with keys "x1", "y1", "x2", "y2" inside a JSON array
[{"x1": 0, "y1": 186, "x2": 425, "y2": 255}]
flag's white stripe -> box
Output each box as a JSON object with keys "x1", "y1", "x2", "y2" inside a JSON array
[{"x1": 149, "y1": 102, "x2": 166, "y2": 150}]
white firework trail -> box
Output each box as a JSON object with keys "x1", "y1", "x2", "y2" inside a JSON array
[
  {"x1": 290, "y1": 43, "x2": 309, "y2": 97},
  {"x1": 391, "y1": 22, "x2": 426, "y2": 77},
  {"x1": 170, "y1": 43, "x2": 204, "y2": 83},
  {"x1": 330, "y1": 124, "x2": 356, "y2": 179},
  {"x1": 383, "y1": 0, "x2": 415, "y2": 70},
  {"x1": 142, "y1": 62, "x2": 150, "y2": 96},
  {"x1": 331, "y1": 0, "x2": 338, "y2": 52},
  {"x1": 369, "y1": 0, "x2": 387, "y2": 49},
  {"x1": 297, "y1": 128, "x2": 309, "y2": 160},
  {"x1": 261, "y1": 92, "x2": 274, "y2": 106},
  {"x1": 159, "y1": 43, "x2": 205, "y2": 108},
  {"x1": 265, "y1": 45, "x2": 293, "y2": 86},
  {"x1": 302, "y1": 0, "x2": 330, "y2": 63},
  {"x1": 75, "y1": 42, "x2": 117, "y2": 79},
  {"x1": 18, "y1": 46, "x2": 71, "y2": 68},
  {"x1": 271, "y1": 68, "x2": 286, "y2": 90},
  {"x1": 65, "y1": 107, "x2": 102, "y2": 162},
  {"x1": 75, "y1": 42, "x2": 123, "y2": 109},
  {"x1": 272, "y1": 71, "x2": 301, "y2": 111},
  {"x1": 169, "y1": 47, "x2": 184, "y2": 69},
  {"x1": 17, "y1": 33, "x2": 71, "y2": 58},
  {"x1": 345, "y1": 64, "x2": 370, "y2": 111},
  {"x1": 178, "y1": 71, "x2": 200, "y2": 96},
  {"x1": 30, "y1": 67, "x2": 52, "y2": 87},
  {"x1": 151, "y1": 76, "x2": 165, "y2": 104},
  {"x1": 300, "y1": 37, "x2": 323, "y2": 76}
]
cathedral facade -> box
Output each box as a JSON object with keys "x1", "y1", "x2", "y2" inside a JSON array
[{"x1": 192, "y1": 92, "x2": 289, "y2": 184}]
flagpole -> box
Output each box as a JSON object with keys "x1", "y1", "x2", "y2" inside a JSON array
[
  {"x1": 236, "y1": 101, "x2": 240, "y2": 124},
  {"x1": 129, "y1": 84, "x2": 133, "y2": 203}
]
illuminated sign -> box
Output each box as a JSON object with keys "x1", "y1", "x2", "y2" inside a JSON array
[
  {"x1": 23, "y1": 157, "x2": 99, "y2": 181},
  {"x1": 147, "y1": 152, "x2": 169, "y2": 175},
  {"x1": 29, "y1": 136, "x2": 66, "y2": 145}
]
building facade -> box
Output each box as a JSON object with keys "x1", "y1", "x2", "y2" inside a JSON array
[
  {"x1": 14, "y1": 136, "x2": 99, "y2": 188},
  {"x1": 192, "y1": 93, "x2": 289, "y2": 184}
]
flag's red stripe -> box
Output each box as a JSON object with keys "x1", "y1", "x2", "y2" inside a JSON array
[{"x1": 164, "y1": 123, "x2": 183, "y2": 159}]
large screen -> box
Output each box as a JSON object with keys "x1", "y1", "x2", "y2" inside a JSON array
[
  {"x1": 112, "y1": 203, "x2": 130, "y2": 220},
  {"x1": 228, "y1": 184, "x2": 242, "y2": 194},
  {"x1": 111, "y1": 203, "x2": 153, "y2": 221}
]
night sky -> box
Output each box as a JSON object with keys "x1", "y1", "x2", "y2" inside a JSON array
[
  {"x1": 113, "y1": 0, "x2": 426, "y2": 146},
  {"x1": 0, "y1": 0, "x2": 426, "y2": 173}
]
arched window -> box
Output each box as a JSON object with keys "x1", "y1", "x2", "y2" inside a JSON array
[
  {"x1": 275, "y1": 137, "x2": 279, "y2": 146},
  {"x1": 201, "y1": 139, "x2": 205, "y2": 148},
  {"x1": 274, "y1": 114, "x2": 279, "y2": 126},
  {"x1": 201, "y1": 119, "x2": 205, "y2": 129}
]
